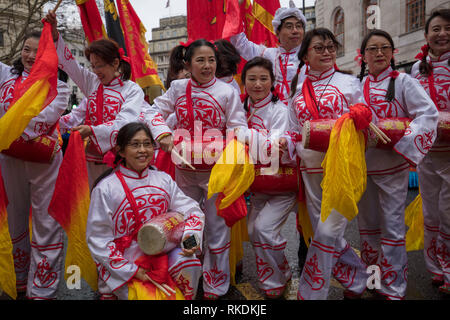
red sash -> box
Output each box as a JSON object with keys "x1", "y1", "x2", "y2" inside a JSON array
[{"x1": 302, "y1": 77, "x2": 321, "y2": 120}]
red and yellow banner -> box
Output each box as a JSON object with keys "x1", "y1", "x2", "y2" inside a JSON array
[
  {"x1": 116, "y1": 0, "x2": 164, "y2": 90},
  {"x1": 75, "y1": 0, "x2": 108, "y2": 43},
  {"x1": 0, "y1": 166, "x2": 16, "y2": 299},
  {"x1": 250, "y1": 0, "x2": 280, "y2": 47},
  {"x1": 48, "y1": 131, "x2": 98, "y2": 291},
  {"x1": 0, "y1": 22, "x2": 58, "y2": 153}
]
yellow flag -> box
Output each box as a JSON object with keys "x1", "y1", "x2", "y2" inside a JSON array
[
  {"x1": 320, "y1": 117, "x2": 367, "y2": 222},
  {"x1": 405, "y1": 193, "x2": 424, "y2": 252}
]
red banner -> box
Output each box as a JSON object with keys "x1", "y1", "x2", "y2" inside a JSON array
[
  {"x1": 116, "y1": 0, "x2": 164, "y2": 90},
  {"x1": 75, "y1": 0, "x2": 107, "y2": 43},
  {"x1": 250, "y1": 0, "x2": 280, "y2": 47}
]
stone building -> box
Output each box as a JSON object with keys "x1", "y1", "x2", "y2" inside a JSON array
[
  {"x1": 314, "y1": 0, "x2": 450, "y2": 74},
  {"x1": 304, "y1": 5, "x2": 316, "y2": 31},
  {"x1": 148, "y1": 15, "x2": 188, "y2": 86}
]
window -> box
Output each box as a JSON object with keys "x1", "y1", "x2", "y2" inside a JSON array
[
  {"x1": 406, "y1": 0, "x2": 425, "y2": 32},
  {"x1": 71, "y1": 49, "x2": 77, "y2": 56},
  {"x1": 333, "y1": 8, "x2": 344, "y2": 57},
  {"x1": 363, "y1": 0, "x2": 378, "y2": 36},
  {"x1": 0, "y1": 31, "x2": 3, "y2": 47}
]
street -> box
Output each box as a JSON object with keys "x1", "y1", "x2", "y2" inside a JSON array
[{"x1": 1, "y1": 188, "x2": 448, "y2": 301}]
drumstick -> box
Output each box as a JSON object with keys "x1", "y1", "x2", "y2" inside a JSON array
[
  {"x1": 162, "y1": 283, "x2": 177, "y2": 295},
  {"x1": 171, "y1": 149, "x2": 196, "y2": 170},
  {"x1": 52, "y1": 0, "x2": 63, "y2": 12},
  {"x1": 369, "y1": 123, "x2": 391, "y2": 144},
  {"x1": 147, "y1": 277, "x2": 172, "y2": 297}
]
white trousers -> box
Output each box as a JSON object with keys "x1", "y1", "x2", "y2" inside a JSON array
[
  {"x1": 114, "y1": 247, "x2": 203, "y2": 300},
  {"x1": 357, "y1": 169, "x2": 409, "y2": 300},
  {"x1": 248, "y1": 192, "x2": 296, "y2": 296},
  {"x1": 298, "y1": 172, "x2": 368, "y2": 300},
  {"x1": 1, "y1": 152, "x2": 64, "y2": 299},
  {"x1": 175, "y1": 168, "x2": 230, "y2": 299},
  {"x1": 417, "y1": 152, "x2": 450, "y2": 286}
]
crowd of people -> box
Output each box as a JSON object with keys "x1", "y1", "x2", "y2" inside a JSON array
[{"x1": 0, "y1": 6, "x2": 448, "y2": 301}]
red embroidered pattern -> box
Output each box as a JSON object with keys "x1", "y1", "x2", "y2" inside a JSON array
[
  {"x1": 256, "y1": 254, "x2": 274, "y2": 283},
  {"x1": 202, "y1": 262, "x2": 227, "y2": 289},
  {"x1": 0, "y1": 79, "x2": 16, "y2": 112},
  {"x1": 176, "y1": 96, "x2": 225, "y2": 132},
  {"x1": 33, "y1": 257, "x2": 57, "y2": 288},
  {"x1": 303, "y1": 254, "x2": 325, "y2": 290},
  {"x1": 292, "y1": 85, "x2": 347, "y2": 126}
]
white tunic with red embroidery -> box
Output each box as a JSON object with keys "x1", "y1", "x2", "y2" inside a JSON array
[
  {"x1": 56, "y1": 34, "x2": 150, "y2": 163},
  {"x1": 288, "y1": 67, "x2": 363, "y2": 173},
  {"x1": 145, "y1": 77, "x2": 248, "y2": 170},
  {"x1": 0, "y1": 63, "x2": 70, "y2": 143},
  {"x1": 362, "y1": 66, "x2": 439, "y2": 172},
  {"x1": 86, "y1": 165, "x2": 205, "y2": 294},
  {"x1": 411, "y1": 51, "x2": 450, "y2": 152},
  {"x1": 230, "y1": 32, "x2": 306, "y2": 104}
]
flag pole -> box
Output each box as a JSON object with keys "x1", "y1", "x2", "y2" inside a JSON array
[{"x1": 53, "y1": 0, "x2": 63, "y2": 13}]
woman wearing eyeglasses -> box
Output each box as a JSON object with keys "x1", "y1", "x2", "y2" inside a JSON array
[
  {"x1": 410, "y1": 9, "x2": 450, "y2": 294},
  {"x1": 282, "y1": 28, "x2": 369, "y2": 300},
  {"x1": 357, "y1": 29, "x2": 438, "y2": 300},
  {"x1": 86, "y1": 122, "x2": 205, "y2": 300}
]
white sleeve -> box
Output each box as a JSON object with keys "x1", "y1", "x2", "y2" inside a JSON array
[
  {"x1": 393, "y1": 75, "x2": 439, "y2": 165},
  {"x1": 22, "y1": 80, "x2": 70, "y2": 140},
  {"x1": 230, "y1": 32, "x2": 267, "y2": 61},
  {"x1": 56, "y1": 34, "x2": 99, "y2": 97},
  {"x1": 165, "y1": 174, "x2": 205, "y2": 250},
  {"x1": 86, "y1": 184, "x2": 138, "y2": 291},
  {"x1": 224, "y1": 87, "x2": 248, "y2": 130},
  {"x1": 59, "y1": 97, "x2": 88, "y2": 134}
]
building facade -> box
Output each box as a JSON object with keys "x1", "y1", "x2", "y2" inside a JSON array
[
  {"x1": 304, "y1": 5, "x2": 316, "y2": 31},
  {"x1": 315, "y1": 0, "x2": 449, "y2": 74},
  {"x1": 148, "y1": 15, "x2": 188, "y2": 86}
]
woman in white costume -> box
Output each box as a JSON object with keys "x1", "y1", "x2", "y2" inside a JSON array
[
  {"x1": 281, "y1": 28, "x2": 369, "y2": 300},
  {"x1": 357, "y1": 29, "x2": 438, "y2": 300},
  {"x1": 145, "y1": 39, "x2": 248, "y2": 299},
  {"x1": 0, "y1": 30, "x2": 70, "y2": 299},
  {"x1": 230, "y1": 5, "x2": 307, "y2": 104},
  {"x1": 86, "y1": 122, "x2": 205, "y2": 300},
  {"x1": 410, "y1": 9, "x2": 450, "y2": 295},
  {"x1": 45, "y1": 11, "x2": 170, "y2": 189},
  {"x1": 242, "y1": 57, "x2": 296, "y2": 298}
]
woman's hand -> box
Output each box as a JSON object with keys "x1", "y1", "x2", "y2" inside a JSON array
[
  {"x1": 158, "y1": 134, "x2": 174, "y2": 153},
  {"x1": 43, "y1": 10, "x2": 59, "y2": 42},
  {"x1": 179, "y1": 235, "x2": 199, "y2": 257},
  {"x1": 72, "y1": 125, "x2": 93, "y2": 139},
  {"x1": 277, "y1": 137, "x2": 289, "y2": 152},
  {"x1": 134, "y1": 267, "x2": 150, "y2": 282}
]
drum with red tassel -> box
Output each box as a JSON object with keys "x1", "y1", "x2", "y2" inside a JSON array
[
  {"x1": 249, "y1": 164, "x2": 299, "y2": 195},
  {"x1": 436, "y1": 112, "x2": 450, "y2": 143},
  {"x1": 137, "y1": 212, "x2": 185, "y2": 256}
]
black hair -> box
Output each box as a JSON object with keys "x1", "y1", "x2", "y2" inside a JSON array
[
  {"x1": 358, "y1": 29, "x2": 396, "y2": 102},
  {"x1": 419, "y1": 9, "x2": 450, "y2": 76},
  {"x1": 11, "y1": 30, "x2": 42, "y2": 76},
  {"x1": 290, "y1": 28, "x2": 343, "y2": 97},
  {"x1": 85, "y1": 39, "x2": 132, "y2": 81},
  {"x1": 214, "y1": 39, "x2": 241, "y2": 78},
  {"x1": 170, "y1": 39, "x2": 221, "y2": 83},
  {"x1": 241, "y1": 57, "x2": 279, "y2": 111},
  {"x1": 92, "y1": 122, "x2": 154, "y2": 190},
  {"x1": 165, "y1": 46, "x2": 188, "y2": 89}
]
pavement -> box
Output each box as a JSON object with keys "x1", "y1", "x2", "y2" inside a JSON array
[{"x1": 1, "y1": 188, "x2": 449, "y2": 301}]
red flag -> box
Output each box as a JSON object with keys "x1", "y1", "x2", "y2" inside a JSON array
[
  {"x1": 116, "y1": 0, "x2": 165, "y2": 90},
  {"x1": 188, "y1": 0, "x2": 241, "y2": 41},
  {"x1": 0, "y1": 22, "x2": 58, "y2": 152},
  {"x1": 250, "y1": 0, "x2": 280, "y2": 47},
  {"x1": 48, "y1": 131, "x2": 98, "y2": 290},
  {"x1": 76, "y1": 0, "x2": 108, "y2": 43}
]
